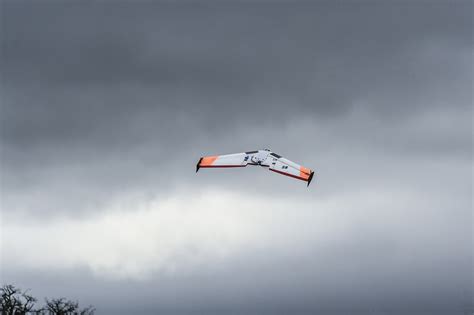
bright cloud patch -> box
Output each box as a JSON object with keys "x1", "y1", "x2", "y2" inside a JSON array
[{"x1": 3, "y1": 185, "x2": 450, "y2": 281}]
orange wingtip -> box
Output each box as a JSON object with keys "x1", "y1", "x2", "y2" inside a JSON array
[
  {"x1": 299, "y1": 166, "x2": 312, "y2": 180},
  {"x1": 200, "y1": 156, "x2": 218, "y2": 167}
]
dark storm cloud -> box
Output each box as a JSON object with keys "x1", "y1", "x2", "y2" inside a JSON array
[
  {"x1": 1, "y1": 1, "x2": 472, "y2": 314},
  {"x1": 2, "y1": 1, "x2": 471, "y2": 124},
  {"x1": 1, "y1": 1, "x2": 471, "y2": 193}
]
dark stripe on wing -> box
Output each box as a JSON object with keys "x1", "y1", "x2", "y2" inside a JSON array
[{"x1": 269, "y1": 169, "x2": 308, "y2": 182}]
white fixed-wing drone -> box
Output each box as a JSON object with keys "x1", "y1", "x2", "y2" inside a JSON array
[{"x1": 196, "y1": 149, "x2": 315, "y2": 186}]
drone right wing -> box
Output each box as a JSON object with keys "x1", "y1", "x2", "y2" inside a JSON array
[{"x1": 268, "y1": 153, "x2": 314, "y2": 186}]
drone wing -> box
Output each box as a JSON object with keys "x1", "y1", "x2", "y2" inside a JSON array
[
  {"x1": 268, "y1": 153, "x2": 315, "y2": 186},
  {"x1": 196, "y1": 152, "x2": 250, "y2": 172}
]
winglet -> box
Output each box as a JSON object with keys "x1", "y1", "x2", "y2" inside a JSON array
[
  {"x1": 307, "y1": 171, "x2": 315, "y2": 187},
  {"x1": 196, "y1": 157, "x2": 203, "y2": 173}
]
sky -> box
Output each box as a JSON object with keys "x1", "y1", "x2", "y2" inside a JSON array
[{"x1": 0, "y1": 1, "x2": 472, "y2": 314}]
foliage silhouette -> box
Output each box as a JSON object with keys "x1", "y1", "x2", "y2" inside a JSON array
[{"x1": 0, "y1": 284, "x2": 95, "y2": 315}]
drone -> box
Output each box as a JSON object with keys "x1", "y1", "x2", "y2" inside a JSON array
[{"x1": 196, "y1": 149, "x2": 315, "y2": 186}]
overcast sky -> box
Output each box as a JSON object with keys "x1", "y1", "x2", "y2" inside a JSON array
[{"x1": 0, "y1": 1, "x2": 472, "y2": 314}]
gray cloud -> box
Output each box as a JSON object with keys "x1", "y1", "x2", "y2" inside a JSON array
[{"x1": 1, "y1": 1, "x2": 472, "y2": 314}]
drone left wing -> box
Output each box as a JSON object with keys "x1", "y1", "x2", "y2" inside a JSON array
[{"x1": 196, "y1": 152, "x2": 249, "y2": 172}]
